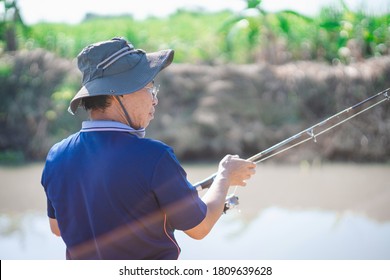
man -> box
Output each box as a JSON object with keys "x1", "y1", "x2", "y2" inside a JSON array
[{"x1": 41, "y1": 37, "x2": 256, "y2": 260}]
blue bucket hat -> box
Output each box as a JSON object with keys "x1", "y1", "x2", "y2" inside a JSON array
[{"x1": 68, "y1": 37, "x2": 174, "y2": 114}]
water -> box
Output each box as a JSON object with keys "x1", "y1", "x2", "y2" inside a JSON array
[
  {"x1": 0, "y1": 212, "x2": 65, "y2": 259},
  {"x1": 177, "y1": 208, "x2": 390, "y2": 259},
  {"x1": 1, "y1": 163, "x2": 389, "y2": 260}
]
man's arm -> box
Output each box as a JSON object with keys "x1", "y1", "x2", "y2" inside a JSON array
[
  {"x1": 184, "y1": 155, "x2": 256, "y2": 239},
  {"x1": 49, "y1": 218, "x2": 61, "y2": 236}
]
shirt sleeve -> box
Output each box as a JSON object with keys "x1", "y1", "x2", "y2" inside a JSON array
[
  {"x1": 41, "y1": 163, "x2": 56, "y2": 219},
  {"x1": 151, "y1": 148, "x2": 207, "y2": 231},
  {"x1": 47, "y1": 198, "x2": 56, "y2": 219}
]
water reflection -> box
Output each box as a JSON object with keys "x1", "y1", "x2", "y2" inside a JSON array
[
  {"x1": 176, "y1": 207, "x2": 390, "y2": 259},
  {"x1": 0, "y1": 212, "x2": 65, "y2": 259},
  {"x1": 1, "y1": 208, "x2": 389, "y2": 260}
]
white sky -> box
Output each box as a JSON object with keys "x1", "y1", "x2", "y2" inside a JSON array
[{"x1": 17, "y1": 0, "x2": 390, "y2": 24}]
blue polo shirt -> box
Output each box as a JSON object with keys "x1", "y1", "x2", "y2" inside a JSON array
[{"x1": 41, "y1": 121, "x2": 207, "y2": 260}]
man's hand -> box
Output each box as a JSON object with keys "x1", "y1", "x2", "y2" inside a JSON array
[{"x1": 217, "y1": 154, "x2": 257, "y2": 187}]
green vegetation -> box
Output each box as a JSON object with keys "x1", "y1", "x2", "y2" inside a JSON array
[
  {"x1": 5, "y1": 0, "x2": 389, "y2": 64},
  {"x1": 20, "y1": 10, "x2": 232, "y2": 64}
]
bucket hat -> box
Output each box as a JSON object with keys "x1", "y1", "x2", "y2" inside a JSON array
[{"x1": 68, "y1": 37, "x2": 174, "y2": 114}]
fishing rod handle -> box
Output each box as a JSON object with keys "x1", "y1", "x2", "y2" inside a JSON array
[
  {"x1": 193, "y1": 177, "x2": 239, "y2": 214},
  {"x1": 193, "y1": 173, "x2": 217, "y2": 191}
]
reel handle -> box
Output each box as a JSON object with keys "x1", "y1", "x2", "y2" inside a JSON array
[{"x1": 223, "y1": 194, "x2": 239, "y2": 213}]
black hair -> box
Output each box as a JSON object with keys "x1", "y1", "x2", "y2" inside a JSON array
[{"x1": 81, "y1": 95, "x2": 112, "y2": 111}]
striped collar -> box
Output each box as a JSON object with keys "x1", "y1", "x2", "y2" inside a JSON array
[{"x1": 81, "y1": 120, "x2": 145, "y2": 138}]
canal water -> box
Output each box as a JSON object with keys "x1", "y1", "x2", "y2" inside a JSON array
[{"x1": 1, "y1": 163, "x2": 389, "y2": 260}]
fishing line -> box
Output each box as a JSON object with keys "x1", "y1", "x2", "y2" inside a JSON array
[
  {"x1": 253, "y1": 96, "x2": 389, "y2": 163},
  {"x1": 246, "y1": 89, "x2": 389, "y2": 163}
]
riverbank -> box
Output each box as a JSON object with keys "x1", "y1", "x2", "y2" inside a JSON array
[{"x1": 1, "y1": 50, "x2": 389, "y2": 162}]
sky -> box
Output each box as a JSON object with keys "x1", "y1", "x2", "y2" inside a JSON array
[{"x1": 17, "y1": 0, "x2": 390, "y2": 25}]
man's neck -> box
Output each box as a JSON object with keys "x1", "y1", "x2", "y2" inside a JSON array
[{"x1": 90, "y1": 107, "x2": 123, "y2": 123}]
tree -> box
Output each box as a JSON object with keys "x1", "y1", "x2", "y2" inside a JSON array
[
  {"x1": 0, "y1": 0, "x2": 25, "y2": 51},
  {"x1": 219, "y1": 0, "x2": 313, "y2": 64}
]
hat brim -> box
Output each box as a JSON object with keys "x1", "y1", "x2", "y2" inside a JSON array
[{"x1": 68, "y1": 49, "x2": 174, "y2": 114}]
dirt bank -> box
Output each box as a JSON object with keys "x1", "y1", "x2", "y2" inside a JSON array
[
  {"x1": 1, "y1": 50, "x2": 389, "y2": 162},
  {"x1": 153, "y1": 56, "x2": 390, "y2": 162}
]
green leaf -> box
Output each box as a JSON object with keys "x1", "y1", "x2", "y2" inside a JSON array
[
  {"x1": 246, "y1": 0, "x2": 262, "y2": 9},
  {"x1": 320, "y1": 21, "x2": 341, "y2": 29}
]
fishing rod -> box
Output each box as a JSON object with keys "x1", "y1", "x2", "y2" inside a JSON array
[{"x1": 193, "y1": 88, "x2": 390, "y2": 212}]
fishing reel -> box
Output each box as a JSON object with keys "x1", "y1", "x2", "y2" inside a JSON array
[{"x1": 223, "y1": 194, "x2": 239, "y2": 213}]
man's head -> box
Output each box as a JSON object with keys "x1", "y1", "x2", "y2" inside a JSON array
[
  {"x1": 68, "y1": 37, "x2": 174, "y2": 115},
  {"x1": 79, "y1": 80, "x2": 160, "y2": 129}
]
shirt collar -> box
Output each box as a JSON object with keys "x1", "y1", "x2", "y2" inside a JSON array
[{"x1": 81, "y1": 120, "x2": 146, "y2": 138}]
